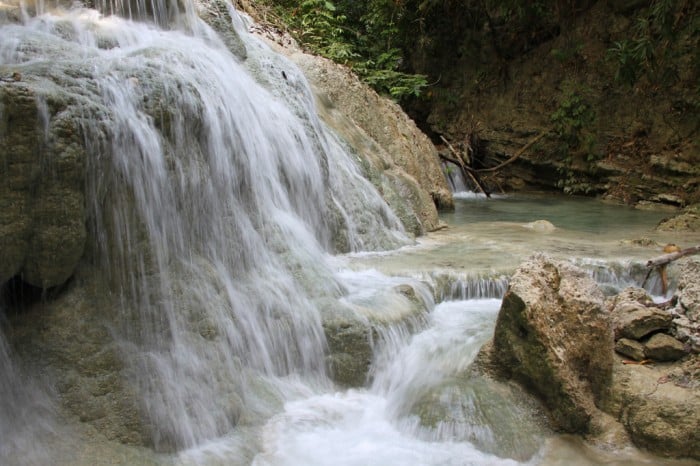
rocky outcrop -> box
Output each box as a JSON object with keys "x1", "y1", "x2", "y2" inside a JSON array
[
  {"x1": 410, "y1": 0, "x2": 699, "y2": 206},
  {"x1": 0, "y1": 82, "x2": 88, "y2": 288},
  {"x1": 488, "y1": 254, "x2": 613, "y2": 433},
  {"x1": 0, "y1": 4, "x2": 453, "y2": 451},
  {"x1": 656, "y1": 205, "x2": 700, "y2": 232},
  {"x1": 483, "y1": 255, "x2": 700, "y2": 460},
  {"x1": 608, "y1": 287, "x2": 689, "y2": 363},
  {"x1": 602, "y1": 260, "x2": 700, "y2": 459},
  {"x1": 289, "y1": 52, "x2": 454, "y2": 223}
]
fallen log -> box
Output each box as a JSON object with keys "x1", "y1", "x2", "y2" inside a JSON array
[
  {"x1": 646, "y1": 245, "x2": 700, "y2": 268},
  {"x1": 474, "y1": 132, "x2": 546, "y2": 173},
  {"x1": 643, "y1": 245, "x2": 700, "y2": 294}
]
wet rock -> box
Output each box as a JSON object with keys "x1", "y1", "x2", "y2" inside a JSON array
[
  {"x1": 614, "y1": 338, "x2": 646, "y2": 361},
  {"x1": 1, "y1": 81, "x2": 88, "y2": 288},
  {"x1": 522, "y1": 219, "x2": 555, "y2": 232},
  {"x1": 7, "y1": 272, "x2": 150, "y2": 446},
  {"x1": 321, "y1": 300, "x2": 374, "y2": 387},
  {"x1": 644, "y1": 333, "x2": 687, "y2": 362},
  {"x1": 283, "y1": 49, "x2": 454, "y2": 230},
  {"x1": 319, "y1": 284, "x2": 429, "y2": 387},
  {"x1": 412, "y1": 373, "x2": 548, "y2": 462},
  {"x1": 490, "y1": 254, "x2": 612, "y2": 433}
]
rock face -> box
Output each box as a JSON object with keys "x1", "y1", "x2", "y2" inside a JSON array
[
  {"x1": 243, "y1": 23, "x2": 454, "y2": 234},
  {"x1": 490, "y1": 254, "x2": 613, "y2": 432},
  {"x1": 289, "y1": 52, "x2": 454, "y2": 225},
  {"x1": 0, "y1": 82, "x2": 88, "y2": 288}
]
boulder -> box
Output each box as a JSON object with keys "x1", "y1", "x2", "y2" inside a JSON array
[
  {"x1": 319, "y1": 283, "x2": 430, "y2": 387},
  {"x1": 644, "y1": 333, "x2": 687, "y2": 362},
  {"x1": 490, "y1": 254, "x2": 613, "y2": 433},
  {"x1": 610, "y1": 302, "x2": 673, "y2": 340},
  {"x1": 614, "y1": 338, "x2": 646, "y2": 361}
]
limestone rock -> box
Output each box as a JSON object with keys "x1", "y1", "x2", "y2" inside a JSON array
[
  {"x1": 319, "y1": 284, "x2": 429, "y2": 387},
  {"x1": 610, "y1": 302, "x2": 673, "y2": 340},
  {"x1": 282, "y1": 50, "x2": 454, "y2": 232},
  {"x1": 321, "y1": 300, "x2": 374, "y2": 387},
  {"x1": 1, "y1": 81, "x2": 88, "y2": 288},
  {"x1": 490, "y1": 254, "x2": 613, "y2": 433},
  {"x1": 656, "y1": 212, "x2": 700, "y2": 232},
  {"x1": 644, "y1": 333, "x2": 687, "y2": 362},
  {"x1": 614, "y1": 338, "x2": 646, "y2": 361},
  {"x1": 669, "y1": 260, "x2": 700, "y2": 352},
  {"x1": 602, "y1": 355, "x2": 700, "y2": 460}
]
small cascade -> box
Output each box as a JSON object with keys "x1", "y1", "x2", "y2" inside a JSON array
[
  {"x1": 573, "y1": 258, "x2": 671, "y2": 299},
  {"x1": 443, "y1": 273, "x2": 509, "y2": 301}
]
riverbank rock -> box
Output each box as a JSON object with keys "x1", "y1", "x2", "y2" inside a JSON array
[
  {"x1": 601, "y1": 259, "x2": 700, "y2": 459},
  {"x1": 607, "y1": 286, "x2": 688, "y2": 363},
  {"x1": 656, "y1": 205, "x2": 700, "y2": 232},
  {"x1": 489, "y1": 254, "x2": 612, "y2": 433},
  {"x1": 602, "y1": 355, "x2": 700, "y2": 459},
  {"x1": 483, "y1": 255, "x2": 700, "y2": 459}
]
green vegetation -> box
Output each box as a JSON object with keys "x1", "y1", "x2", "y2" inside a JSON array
[
  {"x1": 259, "y1": 0, "x2": 569, "y2": 101},
  {"x1": 255, "y1": 0, "x2": 698, "y2": 197},
  {"x1": 259, "y1": 0, "x2": 428, "y2": 100},
  {"x1": 607, "y1": 0, "x2": 699, "y2": 88},
  {"x1": 550, "y1": 82, "x2": 598, "y2": 194},
  {"x1": 550, "y1": 83, "x2": 596, "y2": 157}
]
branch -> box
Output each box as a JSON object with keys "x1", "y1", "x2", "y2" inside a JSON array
[
  {"x1": 439, "y1": 135, "x2": 490, "y2": 198},
  {"x1": 475, "y1": 132, "x2": 547, "y2": 173},
  {"x1": 646, "y1": 246, "x2": 700, "y2": 268}
]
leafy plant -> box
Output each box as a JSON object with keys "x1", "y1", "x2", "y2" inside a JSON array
[
  {"x1": 550, "y1": 87, "x2": 595, "y2": 151},
  {"x1": 606, "y1": 0, "x2": 695, "y2": 88}
]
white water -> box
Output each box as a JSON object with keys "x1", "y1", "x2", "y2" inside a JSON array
[{"x1": 1, "y1": 3, "x2": 699, "y2": 466}]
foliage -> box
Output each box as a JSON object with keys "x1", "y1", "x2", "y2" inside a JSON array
[
  {"x1": 551, "y1": 84, "x2": 596, "y2": 152},
  {"x1": 262, "y1": 0, "x2": 427, "y2": 100},
  {"x1": 606, "y1": 0, "x2": 697, "y2": 88},
  {"x1": 550, "y1": 82, "x2": 598, "y2": 194}
]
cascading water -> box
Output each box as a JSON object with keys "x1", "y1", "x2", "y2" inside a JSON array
[
  {"x1": 1, "y1": 2, "x2": 697, "y2": 466},
  {"x1": 0, "y1": 0, "x2": 412, "y2": 457}
]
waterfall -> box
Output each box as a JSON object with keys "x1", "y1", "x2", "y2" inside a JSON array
[{"x1": 0, "y1": 0, "x2": 412, "y2": 454}]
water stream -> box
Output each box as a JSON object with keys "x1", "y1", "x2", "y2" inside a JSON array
[{"x1": 1, "y1": 2, "x2": 699, "y2": 466}]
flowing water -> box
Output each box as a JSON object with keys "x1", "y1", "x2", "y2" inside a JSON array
[{"x1": 1, "y1": 2, "x2": 699, "y2": 466}]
